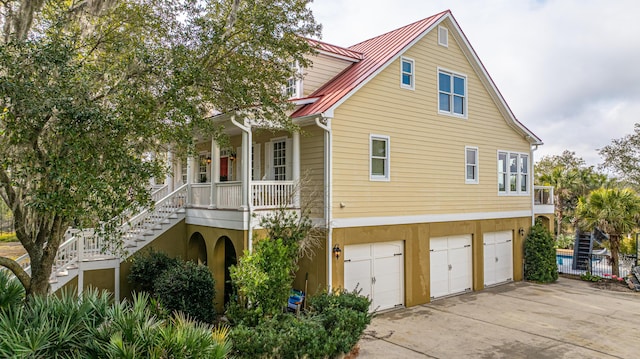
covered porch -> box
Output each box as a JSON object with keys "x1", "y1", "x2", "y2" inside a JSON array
[{"x1": 155, "y1": 117, "x2": 303, "y2": 212}]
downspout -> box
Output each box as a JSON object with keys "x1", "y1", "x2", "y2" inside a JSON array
[
  {"x1": 530, "y1": 142, "x2": 539, "y2": 227},
  {"x1": 315, "y1": 115, "x2": 333, "y2": 291},
  {"x1": 231, "y1": 115, "x2": 254, "y2": 252}
]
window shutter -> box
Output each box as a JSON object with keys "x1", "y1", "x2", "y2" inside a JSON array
[
  {"x1": 253, "y1": 144, "x2": 262, "y2": 180},
  {"x1": 236, "y1": 146, "x2": 242, "y2": 182},
  {"x1": 285, "y1": 138, "x2": 293, "y2": 180},
  {"x1": 264, "y1": 142, "x2": 273, "y2": 180}
]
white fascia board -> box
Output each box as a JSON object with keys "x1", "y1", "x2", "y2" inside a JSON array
[
  {"x1": 317, "y1": 49, "x2": 362, "y2": 63},
  {"x1": 446, "y1": 16, "x2": 543, "y2": 145},
  {"x1": 332, "y1": 210, "x2": 533, "y2": 228}
]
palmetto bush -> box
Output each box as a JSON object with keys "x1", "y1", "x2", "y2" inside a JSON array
[{"x1": 0, "y1": 282, "x2": 231, "y2": 358}]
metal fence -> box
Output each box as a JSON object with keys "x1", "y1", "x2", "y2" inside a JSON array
[{"x1": 557, "y1": 253, "x2": 637, "y2": 277}]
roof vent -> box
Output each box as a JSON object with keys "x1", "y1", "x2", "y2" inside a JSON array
[{"x1": 438, "y1": 26, "x2": 448, "y2": 47}]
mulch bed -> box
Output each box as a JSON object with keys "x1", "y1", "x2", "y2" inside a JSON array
[{"x1": 559, "y1": 273, "x2": 638, "y2": 293}]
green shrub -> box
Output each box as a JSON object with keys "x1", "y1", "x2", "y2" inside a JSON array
[
  {"x1": 230, "y1": 289, "x2": 372, "y2": 358},
  {"x1": 128, "y1": 249, "x2": 180, "y2": 294},
  {"x1": 524, "y1": 224, "x2": 558, "y2": 283},
  {"x1": 228, "y1": 238, "x2": 296, "y2": 325},
  {"x1": 580, "y1": 272, "x2": 602, "y2": 282},
  {"x1": 154, "y1": 261, "x2": 216, "y2": 323}
]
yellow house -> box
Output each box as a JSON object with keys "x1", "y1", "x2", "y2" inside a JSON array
[{"x1": 32, "y1": 10, "x2": 554, "y2": 312}]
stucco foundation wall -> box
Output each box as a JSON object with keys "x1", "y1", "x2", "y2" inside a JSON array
[
  {"x1": 331, "y1": 217, "x2": 531, "y2": 307},
  {"x1": 119, "y1": 220, "x2": 188, "y2": 301}
]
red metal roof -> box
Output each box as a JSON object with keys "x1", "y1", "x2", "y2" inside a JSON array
[
  {"x1": 292, "y1": 10, "x2": 449, "y2": 118},
  {"x1": 306, "y1": 38, "x2": 364, "y2": 61}
]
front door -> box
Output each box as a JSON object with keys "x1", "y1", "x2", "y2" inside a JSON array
[{"x1": 220, "y1": 157, "x2": 228, "y2": 181}]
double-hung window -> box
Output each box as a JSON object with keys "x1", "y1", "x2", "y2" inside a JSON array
[
  {"x1": 272, "y1": 139, "x2": 287, "y2": 181},
  {"x1": 400, "y1": 57, "x2": 414, "y2": 90},
  {"x1": 370, "y1": 135, "x2": 390, "y2": 181},
  {"x1": 465, "y1": 146, "x2": 478, "y2": 184},
  {"x1": 284, "y1": 61, "x2": 301, "y2": 98},
  {"x1": 498, "y1": 151, "x2": 529, "y2": 195},
  {"x1": 438, "y1": 69, "x2": 466, "y2": 117}
]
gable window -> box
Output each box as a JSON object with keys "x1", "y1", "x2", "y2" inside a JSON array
[
  {"x1": 438, "y1": 26, "x2": 448, "y2": 47},
  {"x1": 438, "y1": 69, "x2": 466, "y2": 117},
  {"x1": 284, "y1": 61, "x2": 301, "y2": 98},
  {"x1": 370, "y1": 135, "x2": 390, "y2": 181},
  {"x1": 465, "y1": 146, "x2": 478, "y2": 184},
  {"x1": 498, "y1": 151, "x2": 529, "y2": 195},
  {"x1": 400, "y1": 57, "x2": 414, "y2": 90}
]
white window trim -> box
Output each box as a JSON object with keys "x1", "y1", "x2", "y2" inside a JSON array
[
  {"x1": 497, "y1": 150, "x2": 530, "y2": 196},
  {"x1": 369, "y1": 134, "x2": 390, "y2": 182},
  {"x1": 437, "y1": 67, "x2": 468, "y2": 119},
  {"x1": 465, "y1": 146, "x2": 479, "y2": 184},
  {"x1": 265, "y1": 136, "x2": 292, "y2": 181},
  {"x1": 438, "y1": 26, "x2": 449, "y2": 47},
  {"x1": 400, "y1": 56, "x2": 415, "y2": 90},
  {"x1": 284, "y1": 61, "x2": 303, "y2": 99}
]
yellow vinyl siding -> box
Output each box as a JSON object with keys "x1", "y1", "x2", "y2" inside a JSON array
[
  {"x1": 303, "y1": 54, "x2": 353, "y2": 97},
  {"x1": 299, "y1": 125, "x2": 325, "y2": 218},
  {"x1": 331, "y1": 23, "x2": 531, "y2": 219}
]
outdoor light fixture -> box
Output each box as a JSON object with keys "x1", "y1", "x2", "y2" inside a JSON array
[
  {"x1": 518, "y1": 227, "x2": 525, "y2": 237},
  {"x1": 206, "y1": 156, "x2": 212, "y2": 164},
  {"x1": 229, "y1": 152, "x2": 237, "y2": 161},
  {"x1": 332, "y1": 244, "x2": 342, "y2": 260}
]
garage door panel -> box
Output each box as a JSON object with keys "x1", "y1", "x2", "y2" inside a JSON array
[
  {"x1": 345, "y1": 241, "x2": 404, "y2": 312},
  {"x1": 374, "y1": 242, "x2": 402, "y2": 258},
  {"x1": 483, "y1": 231, "x2": 513, "y2": 286},
  {"x1": 430, "y1": 237, "x2": 449, "y2": 251},
  {"x1": 344, "y1": 259, "x2": 372, "y2": 299},
  {"x1": 430, "y1": 235, "x2": 473, "y2": 299},
  {"x1": 430, "y1": 249, "x2": 450, "y2": 298},
  {"x1": 344, "y1": 243, "x2": 372, "y2": 261},
  {"x1": 448, "y1": 235, "x2": 471, "y2": 249},
  {"x1": 449, "y1": 246, "x2": 472, "y2": 294}
]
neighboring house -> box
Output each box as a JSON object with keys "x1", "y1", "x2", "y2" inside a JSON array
[{"x1": 28, "y1": 10, "x2": 554, "y2": 312}]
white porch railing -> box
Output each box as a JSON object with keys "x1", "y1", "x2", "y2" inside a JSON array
[
  {"x1": 534, "y1": 186, "x2": 554, "y2": 205},
  {"x1": 151, "y1": 184, "x2": 169, "y2": 203},
  {"x1": 216, "y1": 182, "x2": 242, "y2": 209},
  {"x1": 2, "y1": 185, "x2": 189, "y2": 288},
  {"x1": 252, "y1": 181, "x2": 296, "y2": 209},
  {"x1": 534, "y1": 185, "x2": 555, "y2": 215},
  {"x1": 189, "y1": 181, "x2": 298, "y2": 210}
]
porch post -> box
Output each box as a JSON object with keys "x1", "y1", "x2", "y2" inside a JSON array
[
  {"x1": 187, "y1": 154, "x2": 196, "y2": 206},
  {"x1": 149, "y1": 152, "x2": 156, "y2": 187},
  {"x1": 240, "y1": 128, "x2": 249, "y2": 210},
  {"x1": 210, "y1": 138, "x2": 219, "y2": 209},
  {"x1": 166, "y1": 150, "x2": 174, "y2": 192},
  {"x1": 292, "y1": 130, "x2": 300, "y2": 207}
]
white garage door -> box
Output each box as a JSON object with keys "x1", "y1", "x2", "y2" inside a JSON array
[
  {"x1": 344, "y1": 241, "x2": 403, "y2": 311},
  {"x1": 483, "y1": 231, "x2": 513, "y2": 286},
  {"x1": 430, "y1": 235, "x2": 473, "y2": 299}
]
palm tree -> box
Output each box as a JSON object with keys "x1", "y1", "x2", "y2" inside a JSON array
[{"x1": 576, "y1": 188, "x2": 640, "y2": 276}]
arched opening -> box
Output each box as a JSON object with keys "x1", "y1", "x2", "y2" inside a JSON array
[
  {"x1": 536, "y1": 216, "x2": 552, "y2": 232},
  {"x1": 188, "y1": 232, "x2": 207, "y2": 265},
  {"x1": 213, "y1": 236, "x2": 237, "y2": 309}
]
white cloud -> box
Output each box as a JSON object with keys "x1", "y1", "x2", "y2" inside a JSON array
[{"x1": 310, "y1": 0, "x2": 640, "y2": 166}]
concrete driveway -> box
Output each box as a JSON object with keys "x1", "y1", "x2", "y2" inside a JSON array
[{"x1": 358, "y1": 278, "x2": 640, "y2": 358}]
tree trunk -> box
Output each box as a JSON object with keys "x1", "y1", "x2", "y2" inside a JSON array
[{"x1": 609, "y1": 234, "x2": 620, "y2": 277}]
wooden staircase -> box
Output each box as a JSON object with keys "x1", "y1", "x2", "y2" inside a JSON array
[{"x1": 10, "y1": 184, "x2": 188, "y2": 293}]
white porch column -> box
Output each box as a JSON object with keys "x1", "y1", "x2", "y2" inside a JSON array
[
  {"x1": 292, "y1": 130, "x2": 301, "y2": 207},
  {"x1": 187, "y1": 154, "x2": 196, "y2": 206},
  {"x1": 209, "y1": 138, "x2": 220, "y2": 209},
  {"x1": 166, "y1": 150, "x2": 174, "y2": 192},
  {"x1": 148, "y1": 152, "x2": 156, "y2": 187},
  {"x1": 240, "y1": 129, "x2": 249, "y2": 210}
]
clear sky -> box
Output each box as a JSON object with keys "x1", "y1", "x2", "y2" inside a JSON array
[{"x1": 309, "y1": 0, "x2": 640, "y2": 166}]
